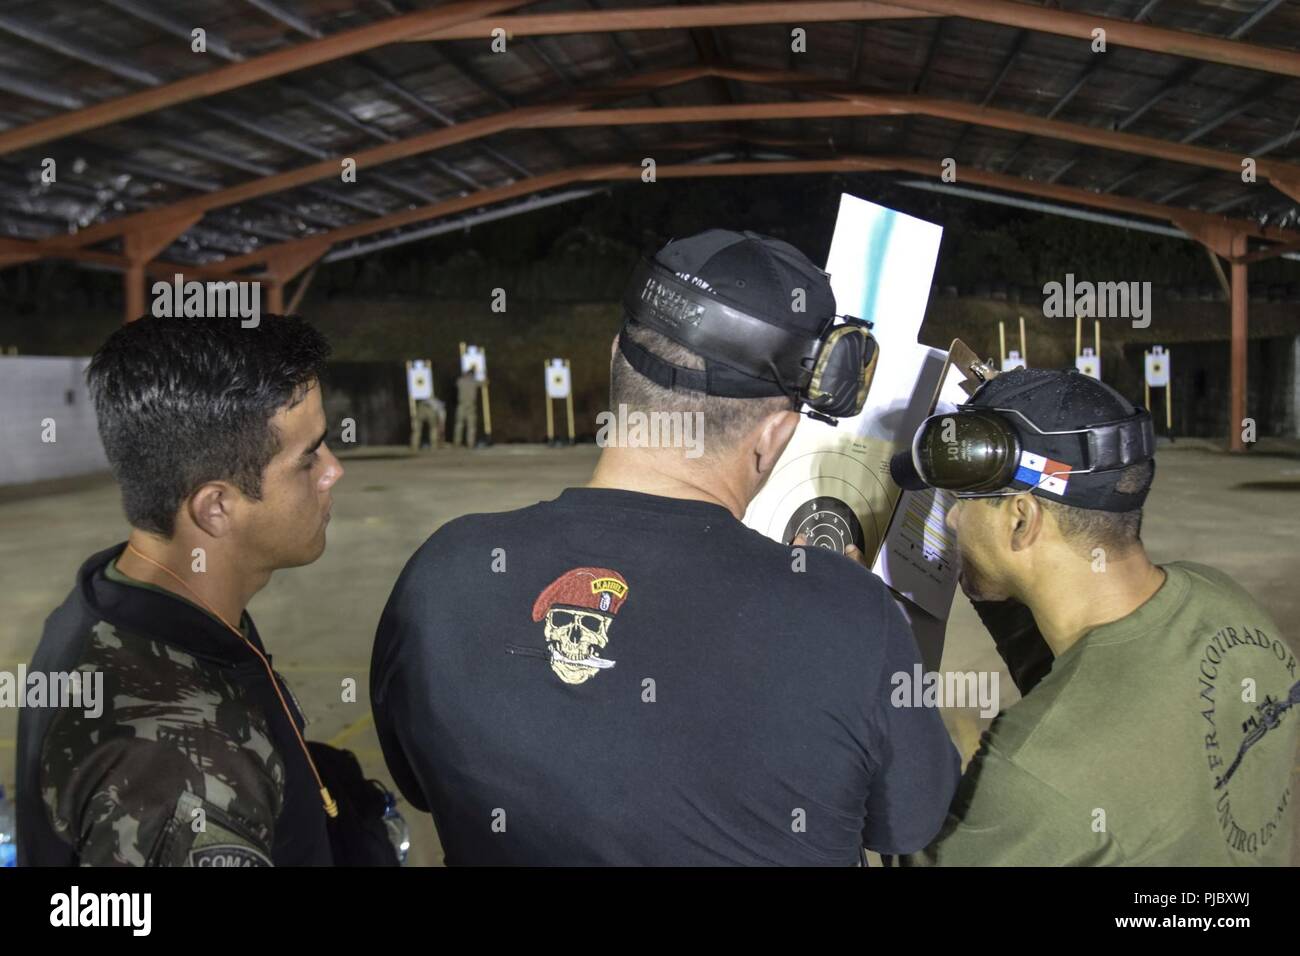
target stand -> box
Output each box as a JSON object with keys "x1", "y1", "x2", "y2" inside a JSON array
[
  {"x1": 1144, "y1": 345, "x2": 1174, "y2": 440},
  {"x1": 544, "y1": 358, "x2": 575, "y2": 447}
]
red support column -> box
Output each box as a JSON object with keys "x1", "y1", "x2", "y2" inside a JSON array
[
  {"x1": 262, "y1": 239, "x2": 331, "y2": 315},
  {"x1": 123, "y1": 263, "x2": 146, "y2": 324},
  {"x1": 1172, "y1": 219, "x2": 1251, "y2": 453},
  {"x1": 1229, "y1": 236, "x2": 1249, "y2": 453},
  {"x1": 121, "y1": 213, "x2": 201, "y2": 324},
  {"x1": 265, "y1": 280, "x2": 285, "y2": 315}
]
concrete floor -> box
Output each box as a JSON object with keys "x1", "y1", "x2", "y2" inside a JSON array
[{"x1": 2, "y1": 442, "x2": 1298, "y2": 866}]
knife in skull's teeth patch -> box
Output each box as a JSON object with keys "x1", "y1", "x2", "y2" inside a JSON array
[{"x1": 530, "y1": 568, "x2": 629, "y2": 685}]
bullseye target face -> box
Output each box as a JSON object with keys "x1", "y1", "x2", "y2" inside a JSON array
[
  {"x1": 783, "y1": 497, "x2": 865, "y2": 554},
  {"x1": 747, "y1": 449, "x2": 891, "y2": 558}
]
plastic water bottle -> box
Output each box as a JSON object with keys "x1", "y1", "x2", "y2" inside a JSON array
[
  {"x1": 0, "y1": 785, "x2": 16, "y2": 867},
  {"x1": 382, "y1": 791, "x2": 410, "y2": 866}
]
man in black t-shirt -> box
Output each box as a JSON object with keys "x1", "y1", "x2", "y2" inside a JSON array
[{"x1": 371, "y1": 230, "x2": 959, "y2": 865}]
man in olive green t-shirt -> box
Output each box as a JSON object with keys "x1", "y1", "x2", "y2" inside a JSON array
[{"x1": 897, "y1": 368, "x2": 1297, "y2": 865}]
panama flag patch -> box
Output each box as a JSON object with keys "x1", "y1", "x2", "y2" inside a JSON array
[{"x1": 1014, "y1": 451, "x2": 1072, "y2": 495}]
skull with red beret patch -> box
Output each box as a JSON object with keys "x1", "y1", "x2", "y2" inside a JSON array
[{"x1": 531, "y1": 567, "x2": 629, "y2": 684}]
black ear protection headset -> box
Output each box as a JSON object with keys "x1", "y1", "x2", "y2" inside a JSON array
[
  {"x1": 617, "y1": 258, "x2": 879, "y2": 426},
  {"x1": 907, "y1": 404, "x2": 1155, "y2": 496}
]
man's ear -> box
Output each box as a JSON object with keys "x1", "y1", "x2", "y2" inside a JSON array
[
  {"x1": 610, "y1": 334, "x2": 619, "y2": 361},
  {"x1": 1008, "y1": 492, "x2": 1045, "y2": 552},
  {"x1": 754, "y1": 409, "x2": 799, "y2": 477},
  {"x1": 185, "y1": 482, "x2": 236, "y2": 538}
]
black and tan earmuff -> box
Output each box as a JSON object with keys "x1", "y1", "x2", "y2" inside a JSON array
[
  {"x1": 620, "y1": 257, "x2": 880, "y2": 427},
  {"x1": 804, "y1": 320, "x2": 879, "y2": 422}
]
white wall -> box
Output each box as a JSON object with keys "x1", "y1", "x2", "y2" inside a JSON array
[{"x1": 0, "y1": 356, "x2": 107, "y2": 486}]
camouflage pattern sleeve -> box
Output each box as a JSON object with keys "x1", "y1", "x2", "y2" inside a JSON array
[{"x1": 40, "y1": 622, "x2": 287, "y2": 867}]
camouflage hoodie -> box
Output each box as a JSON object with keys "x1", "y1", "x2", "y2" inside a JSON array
[{"x1": 16, "y1": 544, "x2": 332, "y2": 866}]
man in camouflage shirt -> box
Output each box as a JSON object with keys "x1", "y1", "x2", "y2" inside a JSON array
[{"x1": 17, "y1": 313, "x2": 344, "y2": 866}]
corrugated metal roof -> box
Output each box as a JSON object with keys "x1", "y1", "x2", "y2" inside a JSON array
[{"x1": 1, "y1": 0, "x2": 1299, "y2": 267}]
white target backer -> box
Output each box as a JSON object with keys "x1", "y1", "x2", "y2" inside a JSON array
[
  {"x1": 461, "y1": 345, "x2": 486, "y2": 382},
  {"x1": 1002, "y1": 350, "x2": 1027, "y2": 372},
  {"x1": 407, "y1": 359, "x2": 433, "y2": 400},
  {"x1": 1075, "y1": 347, "x2": 1100, "y2": 380},
  {"x1": 1145, "y1": 346, "x2": 1170, "y2": 387},
  {"x1": 545, "y1": 359, "x2": 571, "y2": 399}
]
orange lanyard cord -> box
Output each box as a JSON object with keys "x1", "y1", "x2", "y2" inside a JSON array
[{"x1": 124, "y1": 543, "x2": 338, "y2": 819}]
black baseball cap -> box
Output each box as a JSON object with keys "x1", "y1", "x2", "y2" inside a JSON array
[
  {"x1": 618, "y1": 229, "x2": 840, "y2": 401},
  {"x1": 650, "y1": 229, "x2": 836, "y2": 336},
  {"x1": 967, "y1": 367, "x2": 1155, "y2": 511}
]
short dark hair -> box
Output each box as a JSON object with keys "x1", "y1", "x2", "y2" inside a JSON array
[
  {"x1": 87, "y1": 314, "x2": 330, "y2": 537},
  {"x1": 986, "y1": 460, "x2": 1153, "y2": 555},
  {"x1": 610, "y1": 319, "x2": 792, "y2": 454}
]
